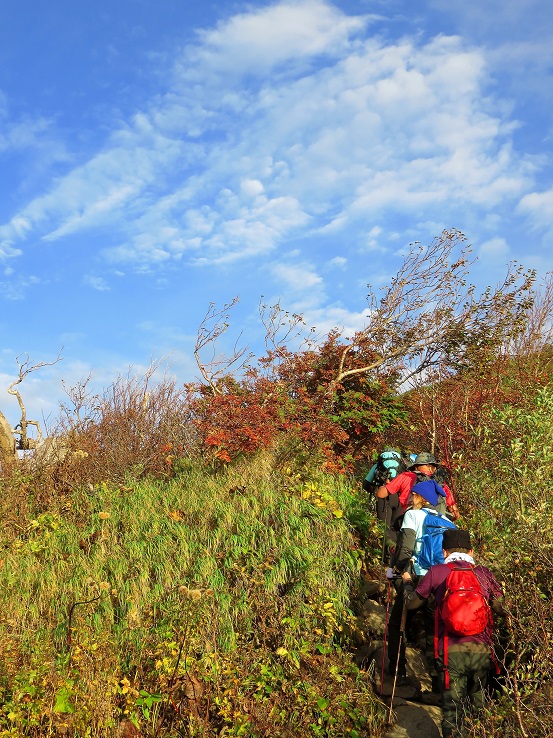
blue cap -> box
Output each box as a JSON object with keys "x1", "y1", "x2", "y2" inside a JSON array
[{"x1": 411, "y1": 479, "x2": 445, "y2": 507}]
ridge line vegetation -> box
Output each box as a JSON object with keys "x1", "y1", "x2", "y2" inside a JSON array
[{"x1": 0, "y1": 229, "x2": 552, "y2": 736}]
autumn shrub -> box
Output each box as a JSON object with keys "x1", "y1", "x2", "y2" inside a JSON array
[
  {"x1": 15, "y1": 368, "x2": 201, "y2": 505},
  {"x1": 0, "y1": 450, "x2": 387, "y2": 737},
  {"x1": 186, "y1": 331, "x2": 406, "y2": 474},
  {"x1": 451, "y1": 384, "x2": 553, "y2": 737}
]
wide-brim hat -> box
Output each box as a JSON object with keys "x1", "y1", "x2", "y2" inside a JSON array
[{"x1": 409, "y1": 452, "x2": 440, "y2": 468}]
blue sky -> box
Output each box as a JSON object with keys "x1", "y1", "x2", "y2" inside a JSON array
[{"x1": 1, "y1": 0, "x2": 552, "y2": 429}]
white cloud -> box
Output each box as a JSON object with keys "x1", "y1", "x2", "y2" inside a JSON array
[
  {"x1": 240, "y1": 179, "x2": 265, "y2": 197},
  {"x1": 0, "y1": 110, "x2": 63, "y2": 157},
  {"x1": 361, "y1": 225, "x2": 387, "y2": 253},
  {"x1": 0, "y1": 274, "x2": 40, "y2": 300},
  {"x1": 328, "y1": 256, "x2": 347, "y2": 268},
  {"x1": 84, "y1": 275, "x2": 111, "y2": 291},
  {"x1": 478, "y1": 236, "x2": 510, "y2": 258},
  {"x1": 271, "y1": 261, "x2": 323, "y2": 291},
  {"x1": 518, "y1": 189, "x2": 553, "y2": 231},
  {"x1": 0, "y1": 0, "x2": 539, "y2": 274},
  {"x1": 187, "y1": 0, "x2": 368, "y2": 76},
  {"x1": 302, "y1": 305, "x2": 372, "y2": 338}
]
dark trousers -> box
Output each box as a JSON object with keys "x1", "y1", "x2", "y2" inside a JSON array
[
  {"x1": 441, "y1": 647, "x2": 491, "y2": 738},
  {"x1": 387, "y1": 582, "x2": 436, "y2": 677},
  {"x1": 376, "y1": 497, "x2": 401, "y2": 548}
]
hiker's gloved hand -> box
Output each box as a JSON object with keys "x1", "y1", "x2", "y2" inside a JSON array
[
  {"x1": 385, "y1": 567, "x2": 394, "y2": 580},
  {"x1": 402, "y1": 571, "x2": 414, "y2": 593}
]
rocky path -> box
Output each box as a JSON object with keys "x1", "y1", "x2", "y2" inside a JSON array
[
  {"x1": 358, "y1": 579, "x2": 443, "y2": 738},
  {"x1": 379, "y1": 650, "x2": 442, "y2": 738}
]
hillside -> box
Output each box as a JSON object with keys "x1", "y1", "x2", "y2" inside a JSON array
[
  {"x1": 0, "y1": 454, "x2": 390, "y2": 737},
  {"x1": 1, "y1": 242, "x2": 553, "y2": 736}
]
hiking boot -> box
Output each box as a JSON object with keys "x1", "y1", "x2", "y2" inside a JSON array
[{"x1": 388, "y1": 667, "x2": 410, "y2": 686}]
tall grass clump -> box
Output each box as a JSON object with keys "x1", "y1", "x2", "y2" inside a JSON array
[{"x1": 0, "y1": 450, "x2": 386, "y2": 737}]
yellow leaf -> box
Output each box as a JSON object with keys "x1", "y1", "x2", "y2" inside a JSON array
[{"x1": 275, "y1": 647, "x2": 288, "y2": 656}]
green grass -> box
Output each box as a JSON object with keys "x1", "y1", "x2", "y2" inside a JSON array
[{"x1": 0, "y1": 452, "x2": 387, "y2": 737}]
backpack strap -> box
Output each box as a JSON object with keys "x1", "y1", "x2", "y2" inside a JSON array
[{"x1": 435, "y1": 562, "x2": 455, "y2": 689}]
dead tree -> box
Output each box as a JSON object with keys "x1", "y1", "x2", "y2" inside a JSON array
[{"x1": 7, "y1": 351, "x2": 63, "y2": 451}]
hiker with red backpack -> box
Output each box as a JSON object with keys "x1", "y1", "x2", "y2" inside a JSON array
[
  {"x1": 385, "y1": 479, "x2": 457, "y2": 689},
  {"x1": 402, "y1": 528, "x2": 504, "y2": 738}
]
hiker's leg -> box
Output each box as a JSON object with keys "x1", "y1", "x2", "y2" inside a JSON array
[
  {"x1": 422, "y1": 596, "x2": 440, "y2": 688},
  {"x1": 442, "y1": 651, "x2": 470, "y2": 738},
  {"x1": 466, "y1": 651, "x2": 491, "y2": 714},
  {"x1": 385, "y1": 501, "x2": 398, "y2": 549},
  {"x1": 376, "y1": 496, "x2": 387, "y2": 521},
  {"x1": 387, "y1": 587, "x2": 408, "y2": 676}
]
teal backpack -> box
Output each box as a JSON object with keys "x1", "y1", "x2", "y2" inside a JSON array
[{"x1": 364, "y1": 449, "x2": 406, "y2": 488}]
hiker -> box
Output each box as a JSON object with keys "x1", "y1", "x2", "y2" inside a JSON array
[
  {"x1": 362, "y1": 448, "x2": 409, "y2": 496},
  {"x1": 376, "y1": 452, "x2": 460, "y2": 545},
  {"x1": 364, "y1": 449, "x2": 411, "y2": 547},
  {"x1": 402, "y1": 528, "x2": 504, "y2": 738},
  {"x1": 386, "y1": 480, "x2": 456, "y2": 688}
]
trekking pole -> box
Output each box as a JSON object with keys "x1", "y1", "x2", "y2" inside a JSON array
[
  {"x1": 388, "y1": 560, "x2": 413, "y2": 723},
  {"x1": 376, "y1": 497, "x2": 389, "y2": 602},
  {"x1": 380, "y1": 576, "x2": 392, "y2": 697},
  {"x1": 377, "y1": 524, "x2": 387, "y2": 600},
  {"x1": 388, "y1": 594, "x2": 408, "y2": 722}
]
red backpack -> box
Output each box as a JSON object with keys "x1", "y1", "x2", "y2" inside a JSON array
[{"x1": 435, "y1": 564, "x2": 492, "y2": 688}]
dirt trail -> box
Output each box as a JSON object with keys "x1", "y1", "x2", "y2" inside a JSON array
[
  {"x1": 379, "y1": 648, "x2": 442, "y2": 738},
  {"x1": 358, "y1": 580, "x2": 443, "y2": 738}
]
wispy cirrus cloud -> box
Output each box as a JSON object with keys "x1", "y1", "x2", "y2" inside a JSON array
[
  {"x1": 0, "y1": 0, "x2": 543, "y2": 279},
  {"x1": 0, "y1": 273, "x2": 41, "y2": 300},
  {"x1": 83, "y1": 275, "x2": 111, "y2": 291}
]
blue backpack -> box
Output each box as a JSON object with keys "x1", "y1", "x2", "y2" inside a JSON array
[{"x1": 417, "y1": 510, "x2": 457, "y2": 571}]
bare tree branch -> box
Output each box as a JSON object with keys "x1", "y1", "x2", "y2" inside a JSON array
[
  {"x1": 331, "y1": 230, "x2": 535, "y2": 389},
  {"x1": 7, "y1": 350, "x2": 63, "y2": 450},
  {"x1": 194, "y1": 298, "x2": 253, "y2": 394}
]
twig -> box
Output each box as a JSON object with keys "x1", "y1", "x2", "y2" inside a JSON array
[{"x1": 66, "y1": 594, "x2": 102, "y2": 652}]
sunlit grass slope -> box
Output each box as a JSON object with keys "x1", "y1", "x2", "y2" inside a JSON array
[{"x1": 0, "y1": 453, "x2": 386, "y2": 737}]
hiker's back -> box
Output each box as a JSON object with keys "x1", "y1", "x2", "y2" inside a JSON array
[
  {"x1": 440, "y1": 565, "x2": 490, "y2": 637},
  {"x1": 430, "y1": 561, "x2": 501, "y2": 644},
  {"x1": 363, "y1": 449, "x2": 408, "y2": 494},
  {"x1": 416, "y1": 509, "x2": 457, "y2": 574}
]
